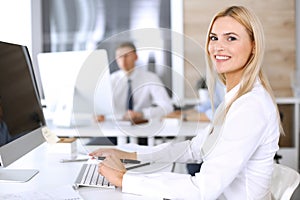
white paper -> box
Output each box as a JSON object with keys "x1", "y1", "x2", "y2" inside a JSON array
[
  {"x1": 42, "y1": 127, "x2": 60, "y2": 144},
  {"x1": 0, "y1": 185, "x2": 83, "y2": 200}
]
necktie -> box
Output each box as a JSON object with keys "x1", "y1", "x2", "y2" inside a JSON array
[{"x1": 127, "y1": 79, "x2": 134, "y2": 110}]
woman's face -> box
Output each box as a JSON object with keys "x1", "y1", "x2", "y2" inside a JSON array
[{"x1": 208, "y1": 16, "x2": 254, "y2": 82}]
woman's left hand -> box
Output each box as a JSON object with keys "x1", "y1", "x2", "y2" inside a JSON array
[{"x1": 98, "y1": 154, "x2": 127, "y2": 187}]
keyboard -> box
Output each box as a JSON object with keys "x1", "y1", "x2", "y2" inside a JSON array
[{"x1": 74, "y1": 163, "x2": 115, "y2": 189}]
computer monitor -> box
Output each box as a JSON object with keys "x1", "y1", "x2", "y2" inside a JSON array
[
  {"x1": 0, "y1": 41, "x2": 46, "y2": 182},
  {"x1": 37, "y1": 49, "x2": 114, "y2": 127}
]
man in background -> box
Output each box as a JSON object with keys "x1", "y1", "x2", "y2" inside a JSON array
[
  {"x1": 110, "y1": 42, "x2": 174, "y2": 121},
  {"x1": 94, "y1": 42, "x2": 173, "y2": 145}
]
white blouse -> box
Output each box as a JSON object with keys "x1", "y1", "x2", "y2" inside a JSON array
[
  {"x1": 110, "y1": 68, "x2": 173, "y2": 119},
  {"x1": 122, "y1": 80, "x2": 280, "y2": 200}
]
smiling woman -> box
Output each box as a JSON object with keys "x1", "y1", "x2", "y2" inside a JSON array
[{"x1": 88, "y1": 6, "x2": 283, "y2": 199}]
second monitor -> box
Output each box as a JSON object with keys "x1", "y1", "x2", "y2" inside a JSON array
[{"x1": 37, "y1": 49, "x2": 114, "y2": 127}]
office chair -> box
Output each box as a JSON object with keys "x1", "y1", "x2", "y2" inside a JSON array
[{"x1": 271, "y1": 163, "x2": 300, "y2": 200}]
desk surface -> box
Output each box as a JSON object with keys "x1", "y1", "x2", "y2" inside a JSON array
[
  {"x1": 48, "y1": 118, "x2": 209, "y2": 146},
  {"x1": 50, "y1": 118, "x2": 209, "y2": 138},
  {"x1": 0, "y1": 143, "x2": 171, "y2": 199}
]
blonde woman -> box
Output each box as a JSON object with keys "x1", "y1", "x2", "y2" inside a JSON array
[{"x1": 90, "y1": 6, "x2": 282, "y2": 199}]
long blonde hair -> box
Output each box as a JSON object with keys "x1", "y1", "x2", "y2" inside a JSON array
[{"x1": 205, "y1": 6, "x2": 283, "y2": 133}]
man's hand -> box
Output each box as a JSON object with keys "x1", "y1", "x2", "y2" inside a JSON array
[{"x1": 123, "y1": 110, "x2": 143, "y2": 121}]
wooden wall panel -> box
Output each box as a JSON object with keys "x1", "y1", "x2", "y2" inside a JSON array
[
  {"x1": 183, "y1": 0, "x2": 296, "y2": 98},
  {"x1": 278, "y1": 104, "x2": 294, "y2": 147}
]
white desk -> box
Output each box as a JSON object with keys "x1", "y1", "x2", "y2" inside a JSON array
[
  {"x1": 49, "y1": 119, "x2": 210, "y2": 146},
  {"x1": 0, "y1": 142, "x2": 172, "y2": 199}
]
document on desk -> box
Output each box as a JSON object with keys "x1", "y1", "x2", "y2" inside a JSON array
[{"x1": 0, "y1": 185, "x2": 83, "y2": 200}]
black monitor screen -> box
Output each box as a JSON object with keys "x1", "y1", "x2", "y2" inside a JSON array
[{"x1": 0, "y1": 41, "x2": 45, "y2": 147}]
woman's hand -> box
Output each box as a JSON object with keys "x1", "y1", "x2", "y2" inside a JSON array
[
  {"x1": 89, "y1": 148, "x2": 137, "y2": 160},
  {"x1": 98, "y1": 154, "x2": 127, "y2": 187}
]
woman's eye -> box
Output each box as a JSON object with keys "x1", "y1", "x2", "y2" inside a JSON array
[
  {"x1": 228, "y1": 36, "x2": 237, "y2": 41},
  {"x1": 210, "y1": 36, "x2": 218, "y2": 41}
]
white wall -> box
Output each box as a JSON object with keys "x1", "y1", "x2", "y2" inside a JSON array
[{"x1": 0, "y1": 0, "x2": 32, "y2": 52}]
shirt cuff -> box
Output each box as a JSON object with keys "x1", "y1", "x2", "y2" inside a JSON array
[
  {"x1": 122, "y1": 171, "x2": 202, "y2": 199},
  {"x1": 122, "y1": 172, "x2": 147, "y2": 197}
]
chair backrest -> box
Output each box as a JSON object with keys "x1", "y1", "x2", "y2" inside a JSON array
[{"x1": 271, "y1": 163, "x2": 300, "y2": 200}]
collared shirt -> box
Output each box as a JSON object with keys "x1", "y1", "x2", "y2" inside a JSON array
[
  {"x1": 110, "y1": 68, "x2": 174, "y2": 119},
  {"x1": 122, "y1": 80, "x2": 280, "y2": 200}
]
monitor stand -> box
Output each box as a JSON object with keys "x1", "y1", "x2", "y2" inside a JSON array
[{"x1": 0, "y1": 168, "x2": 39, "y2": 182}]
